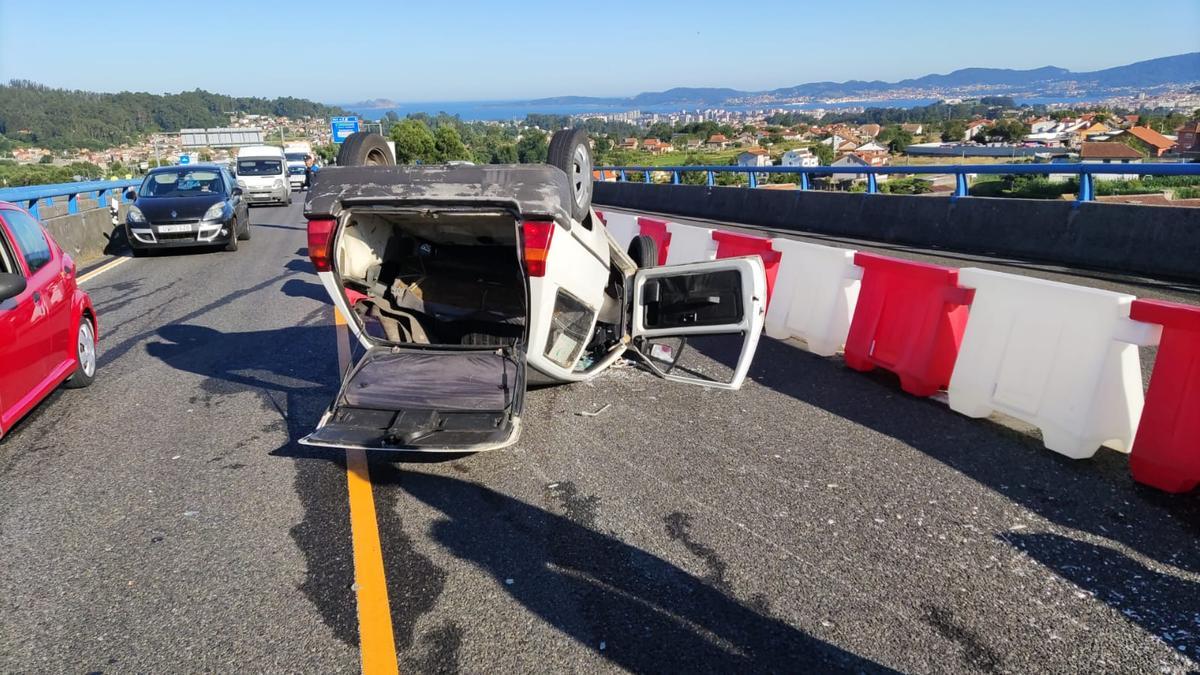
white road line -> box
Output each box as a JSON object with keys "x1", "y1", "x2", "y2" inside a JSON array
[{"x1": 77, "y1": 256, "x2": 131, "y2": 285}]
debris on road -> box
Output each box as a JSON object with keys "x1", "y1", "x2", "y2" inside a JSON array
[{"x1": 576, "y1": 403, "x2": 611, "y2": 417}]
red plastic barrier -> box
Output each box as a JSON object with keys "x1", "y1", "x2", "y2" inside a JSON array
[
  {"x1": 844, "y1": 252, "x2": 973, "y2": 397},
  {"x1": 637, "y1": 217, "x2": 672, "y2": 266},
  {"x1": 1128, "y1": 298, "x2": 1200, "y2": 493},
  {"x1": 594, "y1": 210, "x2": 607, "y2": 225},
  {"x1": 712, "y1": 230, "x2": 782, "y2": 303}
]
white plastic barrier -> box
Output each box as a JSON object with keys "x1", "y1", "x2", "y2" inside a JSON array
[
  {"x1": 947, "y1": 267, "x2": 1161, "y2": 459},
  {"x1": 764, "y1": 239, "x2": 862, "y2": 356},
  {"x1": 664, "y1": 222, "x2": 718, "y2": 265},
  {"x1": 598, "y1": 210, "x2": 640, "y2": 251}
]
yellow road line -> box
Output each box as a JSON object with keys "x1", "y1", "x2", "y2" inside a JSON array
[
  {"x1": 77, "y1": 256, "x2": 130, "y2": 284},
  {"x1": 336, "y1": 308, "x2": 400, "y2": 675}
]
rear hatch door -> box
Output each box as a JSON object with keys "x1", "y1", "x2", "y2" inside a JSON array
[{"x1": 300, "y1": 345, "x2": 525, "y2": 452}]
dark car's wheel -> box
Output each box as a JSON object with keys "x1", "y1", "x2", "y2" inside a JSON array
[
  {"x1": 337, "y1": 132, "x2": 395, "y2": 166},
  {"x1": 130, "y1": 247, "x2": 148, "y2": 258},
  {"x1": 224, "y1": 219, "x2": 239, "y2": 252},
  {"x1": 63, "y1": 317, "x2": 96, "y2": 389},
  {"x1": 628, "y1": 234, "x2": 658, "y2": 268},
  {"x1": 547, "y1": 128, "x2": 593, "y2": 222},
  {"x1": 238, "y1": 218, "x2": 252, "y2": 241}
]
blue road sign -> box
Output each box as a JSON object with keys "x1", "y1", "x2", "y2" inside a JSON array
[
  {"x1": 331, "y1": 116, "x2": 360, "y2": 143},
  {"x1": 179, "y1": 154, "x2": 190, "y2": 165}
]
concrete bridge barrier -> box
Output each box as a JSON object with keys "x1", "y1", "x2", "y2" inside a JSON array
[{"x1": 593, "y1": 182, "x2": 1200, "y2": 283}]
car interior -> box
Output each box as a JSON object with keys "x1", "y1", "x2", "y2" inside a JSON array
[{"x1": 335, "y1": 209, "x2": 527, "y2": 347}]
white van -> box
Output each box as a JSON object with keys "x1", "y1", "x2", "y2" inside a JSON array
[
  {"x1": 284, "y1": 142, "x2": 313, "y2": 191},
  {"x1": 234, "y1": 146, "x2": 290, "y2": 205}
]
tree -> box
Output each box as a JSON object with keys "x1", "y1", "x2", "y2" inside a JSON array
[
  {"x1": 433, "y1": 125, "x2": 470, "y2": 162},
  {"x1": 389, "y1": 118, "x2": 436, "y2": 164},
  {"x1": 811, "y1": 143, "x2": 834, "y2": 165},
  {"x1": 592, "y1": 135, "x2": 613, "y2": 154},
  {"x1": 38, "y1": 154, "x2": 53, "y2": 164},
  {"x1": 941, "y1": 120, "x2": 966, "y2": 142},
  {"x1": 516, "y1": 129, "x2": 547, "y2": 164},
  {"x1": 490, "y1": 143, "x2": 518, "y2": 164},
  {"x1": 645, "y1": 122, "x2": 673, "y2": 142},
  {"x1": 877, "y1": 125, "x2": 913, "y2": 154}
]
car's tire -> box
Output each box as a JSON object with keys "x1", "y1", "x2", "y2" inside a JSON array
[
  {"x1": 628, "y1": 234, "x2": 658, "y2": 268},
  {"x1": 546, "y1": 128, "x2": 593, "y2": 221},
  {"x1": 130, "y1": 246, "x2": 148, "y2": 258},
  {"x1": 337, "y1": 132, "x2": 395, "y2": 166},
  {"x1": 238, "y1": 218, "x2": 251, "y2": 241},
  {"x1": 224, "y1": 220, "x2": 239, "y2": 252},
  {"x1": 62, "y1": 317, "x2": 97, "y2": 389}
]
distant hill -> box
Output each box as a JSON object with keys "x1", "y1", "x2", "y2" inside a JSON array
[
  {"x1": 0, "y1": 81, "x2": 349, "y2": 150},
  {"x1": 519, "y1": 52, "x2": 1200, "y2": 108}
]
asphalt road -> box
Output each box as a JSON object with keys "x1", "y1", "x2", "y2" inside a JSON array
[{"x1": 1, "y1": 199, "x2": 1198, "y2": 673}]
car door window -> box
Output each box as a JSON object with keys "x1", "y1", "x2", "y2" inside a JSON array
[
  {"x1": 0, "y1": 226, "x2": 15, "y2": 274},
  {"x1": 1, "y1": 210, "x2": 51, "y2": 275}
]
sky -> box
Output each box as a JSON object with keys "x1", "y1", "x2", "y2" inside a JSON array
[{"x1": 1, "y1": 0, "x2": 1198, "y2": 103}]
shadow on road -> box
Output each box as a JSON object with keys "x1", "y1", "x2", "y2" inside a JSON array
[
  {"x1": 369, "y1": 466, "x2": 895, "y2": 673},
  {"x1": 689, "y1": 336, "x2": 1200, "y2": 575},
  {"x1": 1001, "y1": 532, "x2": 1200, "y2": 660},
  {"x1": 144, "y1": 321, "x2": 363, "y2": 648}
]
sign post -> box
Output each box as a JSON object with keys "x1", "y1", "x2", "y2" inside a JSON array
[{"x1": 331, "y1": 116, "x2": 360, "y2": 144}]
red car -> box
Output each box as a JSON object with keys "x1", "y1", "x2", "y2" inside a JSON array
[{"x1": 0, "y1": 201, "x2": 98, "y2": 440}]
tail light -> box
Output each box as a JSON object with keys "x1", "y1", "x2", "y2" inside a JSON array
[
  {"x1": 521, "y1": 220, "x2": 555, "y2": 277},
  {"x1": 307, "y1": 218, "x2": 336, "y2": 272}
]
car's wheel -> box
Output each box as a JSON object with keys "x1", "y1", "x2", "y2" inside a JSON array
[
  {"x1": 62, "y1": 317, "x2": 96, "y2": 389},
  {"x1": 337, "y1": 132, "x2": 395, "y2": 166},
  {"x1": 238, "y1": 217, "x2": 252, "y2": 241},
  {"x1": 547, "y1": 128, "x2": 593, "y2": 221},
  {"x1": 130, "y1": 247, "x2": 148, "y2": 258},
  {"x1": 628, "y1": 234, "x2": 658, "y2": 268},
  {"x1": 224, "y1": 220, "x2": 239, "y2": 252}
]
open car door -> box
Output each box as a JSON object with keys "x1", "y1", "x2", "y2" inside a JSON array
[
  {"x1": 629, "y1": 257, "x2": 767, "y2": 390},
  {"x1": 300, "y1": 346, "x2": 525, "y2": 452}
]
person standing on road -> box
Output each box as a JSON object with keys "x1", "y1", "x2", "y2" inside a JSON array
[{"x1": 304, "y1": 155, "x2": 320, "y2": 191}]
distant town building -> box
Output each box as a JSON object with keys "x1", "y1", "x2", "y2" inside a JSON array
[
  {"x1": 707, "y1": 134, "x2": 729, "y2": 148},
  {"x1": 1121, "y1": 126, "x2": 1176, "y2": 157},
  {"x1": 640, "y1": 138, "x2": 672, "y2": 155},
  {"x1": 1080, "y1": 141, "x2": 1143, "y2": 181},
  {"x1": 854, "y1": 140, "x2": 888, "y2": 161},
  {"x1": 1080, "y1": 141, "x2": 1143, "y2": 162},
  {"x1": 619, "y1": 137, "x2": 639, "y2": 150},
  {"x1": 964, "y1": 120, "x2": 991, "y2": 140},
  {"x1": 900, "y1": 123, "x2": 924, "y2": 135},
  {"x1": 781, "y1": 148, "x2": 819, "y2": 167},
  {"x1": 735, "y1": 148, "x2": 772, "y2": 168},
  {"x1": 1176, "y1": 121, "x2": 1200, "y2": 154},
  {"x1": 829, "y1": 153, "x2": 889, "y2": 182},
  {"x1": 856, "y1": 124, "x2": 882, "y2": 138}
]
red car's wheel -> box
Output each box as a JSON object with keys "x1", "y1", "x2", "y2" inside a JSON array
[{"x1": 63, "y1": 317, "x2": 96, "y2": 389}]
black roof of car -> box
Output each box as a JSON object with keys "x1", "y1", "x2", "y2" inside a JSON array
[
  {"x1": 303, "y1": 165, "x2": 574, "y2": 225},
  {"x1": 146, "y1": 164, "x2": 227, "y2": 173}
]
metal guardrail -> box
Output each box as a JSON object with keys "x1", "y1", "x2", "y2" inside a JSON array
[
  {"x1": 595, "y1": 162, "x2": 1200, "y2": 203},
  {"x1": 0, "y1": 179, "x2": 142, "y2": 218}
]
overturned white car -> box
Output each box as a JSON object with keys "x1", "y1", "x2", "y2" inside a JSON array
[{"x1": 302, "y1": 130, "x2": 766, "y2": 452}]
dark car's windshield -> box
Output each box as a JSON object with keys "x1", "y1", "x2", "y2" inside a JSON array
[
  {"x1": 139, "y1": 169, "x2": 226, "y2": 198},
  {"x1": 285, "y1": 152, "x2": 308, "y2": 163},
  {"x1": 288, "y1": 165, "x2": 306, "y2": 175},
  {"x1": 237, "y1": 159, "x2": 283, "y2": 176}
]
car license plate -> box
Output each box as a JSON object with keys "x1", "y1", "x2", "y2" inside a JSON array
[{"x1": 158, "y1": 224, "x2": 193, "y2": 233}]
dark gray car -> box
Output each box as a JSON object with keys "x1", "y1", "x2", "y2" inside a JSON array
[{"x1": 124, "y1": 165, "x2": 251, "y2": 254}]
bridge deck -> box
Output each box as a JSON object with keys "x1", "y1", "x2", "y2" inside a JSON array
[{"x1": 0, "y1": 202, "x2": 1196, "y2": 672}]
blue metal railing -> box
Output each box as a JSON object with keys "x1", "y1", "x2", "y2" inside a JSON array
[
  {"x1": 0, "y1": 179, "x2": 142, "y2": 218},
  {"x1": 594, "y1": 162, "x2": 1200, "y2": 204}
]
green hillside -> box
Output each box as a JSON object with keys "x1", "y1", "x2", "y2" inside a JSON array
[{"x1": 0, "y1": 80, "x2": 347, "y2": 150}]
